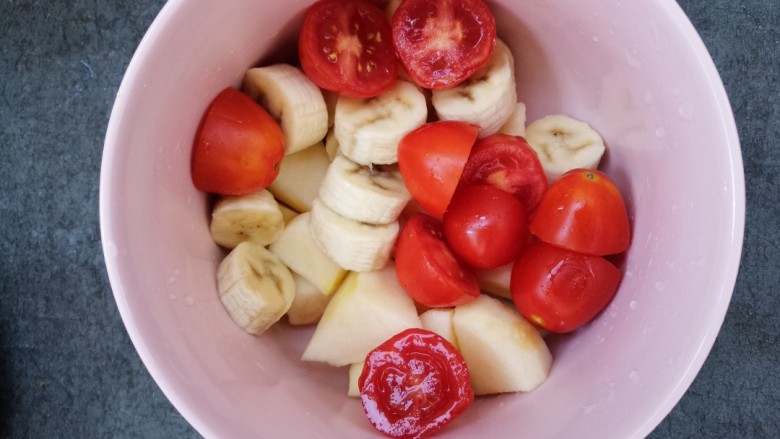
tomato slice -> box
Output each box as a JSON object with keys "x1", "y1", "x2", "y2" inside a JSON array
[
  {"x1": 191, "y1": 87, "x2": 285, "y2": 196},
  {"x1": 510, "y1": 241, "x2": 622, "y2": 333},
  {"x1": 397, "y1": 121, "x2": 480, "y2": 218},
  {"x1": 395, "y1": 213, "x2": 480, "y2": 308},
  {"x1": 298, "y1": 0, "x2": 398, "y2": 98},
  {"x1": 391, "y1": 0, "x2": 496, "y2": 89},
  {"x1": 443, "y1": 185, "x2": 529, "y2": 269},
  {"x1": 359, "y1": 328, "x2": 474, "y2": 439},
  {"x1": 458, "y1": 134, "x2": 548, "y2": 214},
  {"x1": 529, "y1": 169, "x2": 631, "y2": 255}
]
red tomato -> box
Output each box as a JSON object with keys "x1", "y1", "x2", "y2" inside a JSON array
[
  {"x1": 458, "y1": 134, "x2": 548, "y2": 214},
  {"x1": 191, "y1": 87, "x2": 285, "y2": 196},
  {"x1": 511, "y1": 241, "x2": 621, "y2": 333},
  {"x1": 397, "y1": 121, "x2": 479, "y2": 218},
  {"x1": 391, "y1": 0, "x2": 496, "y2": 89},
  {"x1": 443, "y1": 185, "x2": 529, "y2": 269},
  {"x1": 529, "y1": 169, "x2": 631, "y2": 255},
  {"x1": 395, "y1": 213, "x2": 480, "y2": 308},
  {"x1": 359, "y1": 328, "x2": 474, "y2": 439},
  {"x1": 298, "y1": 0, "x2": 398, "y2": 98}
]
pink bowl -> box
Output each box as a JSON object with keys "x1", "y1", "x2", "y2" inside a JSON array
[{"x1": 100, "y1": 0, "x2": 744, "y2": 437}]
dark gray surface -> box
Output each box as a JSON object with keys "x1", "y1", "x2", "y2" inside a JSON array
[{"x1": 0, "y1": 0, "x2": 777, "y2": 438}]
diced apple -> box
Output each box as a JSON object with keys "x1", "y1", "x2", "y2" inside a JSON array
[
  {"x1": 267, "y1": 143, "x2": 330, "y2": 213},
  {"x1": 419, "y1": 308, "x2": 459, "y2": 350},
  {"x1": 477, "y1": 263, "x2": 513, "y2": 300},
  {"x1": 347, "y1": 362, "x2": 363, "y2": 398},
  {"x1": 278, "y1": 203, "x2": 299, "y2": 224},
  {"x1": 268, "y1": 212, "x2": 348, "y2": 295},
  {"x1": 453, "y1": 294, "x2": 552, "y2": 395},
  {"x1": 287, "y1": 273, "x2": 332, "y2": 325},
  {"x1": 301, "y1": 264, "x2": 422, "y2": 366}
]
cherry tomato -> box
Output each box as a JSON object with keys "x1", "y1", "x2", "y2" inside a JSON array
[
  {"x1": 458, "y1": 134, "x2": 548, "y2": 214},
  {"x1": 298, "y1": 0, "x2": 398, "y2": 98},
  {"x1": 397, "y1": 121, "x2": 479, "y2": 218},
  {"x1": 359, "y1": 328, "x2": 474, "y2": 439},
  {"x1": 391, "y1": 0, "x2": 496, "y2": 89},
  {"x1": 529, "y1": 169, "x2": 631, "y2": 255},
  {"x1": 443, "y1": 185, "x2": 529, "y2": 269},
  {"x1": 510, "y1": 241, "x2": 621, "y2": 333},
  {"x1": 191, "y1": 87, "x2": 285, "y2": 196},
  {"x1": 395, "y1": 213, "x2": 480, "y2": 308}
]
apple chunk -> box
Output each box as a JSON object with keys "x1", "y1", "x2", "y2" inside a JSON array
[
  {"x1": 287, "y1": 273, "x2": 331, "y2": 325},
  {"x1": 267, "y1": 143, "x2": 330, "y2": 213},
  {"x1": 301, "y1": 264, "x2": 422, "y2": 366},
  {"x1": 419, "y1": 308, "x2": 459, "y2": 350},
  {"x1": 453, "y1": 294, "x2": 552, "y2": 395}
]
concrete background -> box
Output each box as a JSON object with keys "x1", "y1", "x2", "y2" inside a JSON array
[{"x1": 1, "y1": 0, "x2": 777, "y2": 437}]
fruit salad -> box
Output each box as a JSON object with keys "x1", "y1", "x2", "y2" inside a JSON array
[{"x1": 189, "y1": 0, "x2": 632, "y2": 438}]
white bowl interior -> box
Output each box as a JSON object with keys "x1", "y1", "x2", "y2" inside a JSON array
[{"x1": 100, "y1": 0, "x2": 744, "y2": 437}]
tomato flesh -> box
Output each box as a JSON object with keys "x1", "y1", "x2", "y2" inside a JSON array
[
  {"x1": 299, "y1": 0, "x2": 398, "y2": 98},
  {"x1": 458, "y1": 134, "x2": 548, "y2": 214},
  {"x1": 359, "y1": 328, "x2": 474, "y2": 439},
  {"x1": 529, "y1": 169, "x2": 631, "y2": 255},
  {"x1": 443, "y1": 185, "x2": 529, "y2": 269},
  {"x1": 191, "y1": 87, "x2": 285, "y2": 196},
  {"x1": 397, "y1": 121, "x2": 479, "y2": 218},
  {"x1": 395, "y1": 213, "x2": 480, "y2": 308},
  {"x1": 511, "y1": 241, "x2": 621, "y2": 333},
  {"x1": 392, "y1": 0, "x2": 496, "y2": 89}
]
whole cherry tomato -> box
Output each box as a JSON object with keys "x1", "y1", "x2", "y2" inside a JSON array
[
  {"x1": 191, "y1": 87, "x2": 285, "y2": 196},
  {"x1": 395, "y1": 213, "x2": 480, "y2": 307},
  {"x1": 529, "y1": 169, "x2": 631, "y2": 255},
  {"x1": 359, "y1": 328, "x2": 474, "y2": 439},
  {"x1": 458, "y1": 134, "x2": 548, "y2": 214},
  {"x1": 443, "y1": 185, "x2": 529, "y2": 269},
  {"x1": 397, "y1": 121, "x2": 480, "y2": 218},
  {"x1": 510, "y1": 241, "x2": 622, "y2": 333},
  {"x1": 391, "y1": 0, "x2": 496, "y2": 89},
  {"x1": 299, "y1": 0, "x2": 398, "y2": 98}
]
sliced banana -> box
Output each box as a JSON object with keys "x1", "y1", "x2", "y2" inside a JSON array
[
  {"x1": 243, "y1": 64, "x2": 328, "y2": 155},
  {"x1": 209, "y1": 189, "x2": 284, "y2": 249},
  {"x1": 318, "y1": 155, "x2": 411, "y2": 225},
  {"x1": 217, "y1": 241, "x2": 295, "y2": 335},
  {"x1": 498, "y1": 101, "x2": 527, "y2": 137},
  {"x1": 324, "y1": 129, "x2": 339, "y2": 162},
  {"x1": 334, "y1": 80, "x2": 427, "y2": 165},
  {"x1": 431, "y1": 39, "x2": 517, "y2": 137},
  {"x1": 309, "y1": 198, "x2": 399, "y2": 272},
  {"x1": 524, "y1": 114, "x2": 606, "y2": 182}
]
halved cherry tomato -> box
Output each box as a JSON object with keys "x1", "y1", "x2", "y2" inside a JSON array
[
  {"x1": 397, "y1": 121, "x2": 479, "y2": 218},
  {"x1": 510, "y1": 241, "x2": 621, "y2": 333},
  {"x1": 298, "y1": 0, "x2": 398, "y2": 98},
  {"x1": 391, "y1": 0, "x2": 496, "y2": 89},
  {"x1": 395, "y1": 213, "x2": 480, "y2": 308},
  {"x1": 443, "y1": 185, "x2": 529, "y2": 269},
  {"x1": 359, "y1": 328, "x2": 474, "y2": 439},
  {"x1": 458, "y1": 134, "x2": 548, "y2": 214},
  {"x1": 529, "y1": 169, "x2": 631, "y2": 255},
  {"x1": 191, "y1": 87, "x2": 285, "y2": 195}
]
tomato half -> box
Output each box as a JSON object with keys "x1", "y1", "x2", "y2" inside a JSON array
[
  {"x1": 395, "y1": 213, "x2": 480, "y2": 308},
  {"x1": 392, "y1": 0, "x2": 496, "y2": 89},
  {"x1": 359, "y1": 328, "x2": 474, "y2": 439},
  {"x1": 529, "y1": 169, "x2": 631, "y2": 255},
  {"x1": 397, "y1": 121, "x2": 479, "y2": 218},
  {"x1": 443, "y1": 185, "x2": 529, "y2": 269},
  {"x1": 299, "y1": 0, "x2": 398, "y2": 98},
  {"x1": 510, "y1": 241, "x2": 621, "y2": 333},
  {"x1": 458, "y1": 134, "x2": 548, "y2": 214},
  {"x1": 191, "y1": 87, "x2": 285, "y2": 196}
]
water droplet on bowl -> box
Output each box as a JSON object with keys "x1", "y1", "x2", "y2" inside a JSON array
[
  {"x1": 654, "y1": 281, "x2": 666, "y2": 292},
  {"x1": 629, "y1": 300, "x2": 639, "y2": 310},
  {"x1": 678, "y1": 103, "x2": 695, "y2": 120},
  {"x1": 654, "y1": 127, "x2": 666, "y2": 138},
  {"x1": 629, "y1": 370, "x2": 640, "y2": 385},
  {"x1": 185, "y1": 296, "x2": 195, "y2": 306}
]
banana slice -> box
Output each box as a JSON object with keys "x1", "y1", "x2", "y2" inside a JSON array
[
  {"x1": 318, "y1": 155, "x2": 411, "y2": 225},
  {"x1": 334, "y1": 80, "x2": 427, "y2": 165},
  {"x1": 243, "y1": 64, "x2": 328, "y2": 155},
  {"x1": 498, "y1": 101, "x2": 527, "y2": 137},
  {"x1": 524, "y1": 114, "x2": 606, "y2": 182},
  {"x1": 217, "y1": 241, "x2": 295, "y2": 335},
  {"x1": 210, "y1": 189, "x2": 284, "y2": 249},
  {"x1": 309, "y1": 198, "x2": 399, "y2": 272},
  {"x1": 431, "y1": 39, "x2": 517, "y2": 137},
  {"x1": 324, "y1": 129, "x2": 339, "y2": 162}
]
